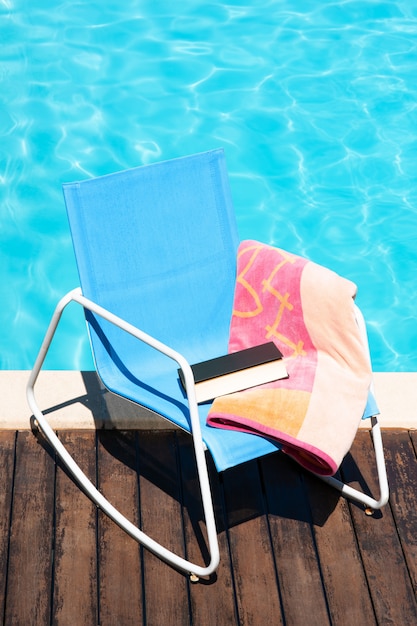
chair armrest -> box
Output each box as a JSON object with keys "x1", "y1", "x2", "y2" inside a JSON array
[
  {"x1": 29, "y1": 287, "x2": 201, "y2": 433},
  {"x1": 72, "y1": 289, "x2": 201, "y2": 423}
]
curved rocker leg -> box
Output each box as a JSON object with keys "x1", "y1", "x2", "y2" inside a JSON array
[{"x1": 26, "y1": 289, "x2": 220, "y2": 579}]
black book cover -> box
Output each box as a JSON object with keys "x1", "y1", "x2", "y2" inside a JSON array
[{"x1": 178, "y1": 342, "x2": 284, "y2": 387}]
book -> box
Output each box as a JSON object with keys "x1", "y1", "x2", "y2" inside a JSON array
[{"x1": 178, "y1": 342, "x2": 288, "y2": 403}]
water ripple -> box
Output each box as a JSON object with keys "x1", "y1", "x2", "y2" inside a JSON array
[{"x1": 1, "y1": 0, "x2": 417, "y2": 371}]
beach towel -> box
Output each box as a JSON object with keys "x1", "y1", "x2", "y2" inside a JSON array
[{"x1": 207, "y1": 240, "x2": 372, "y2": 476}]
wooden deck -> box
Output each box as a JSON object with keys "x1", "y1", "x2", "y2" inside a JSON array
[{"x1": 0, "y1": 428, "x2": 416, "y2": 625}]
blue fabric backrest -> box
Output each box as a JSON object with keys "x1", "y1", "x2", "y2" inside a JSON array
[
  {"x1": 63, "y1": 150, "x2": 239, "y2": 403},
  {"x1": 64, "y1": 148, "x2": 239, "y2": 348}
]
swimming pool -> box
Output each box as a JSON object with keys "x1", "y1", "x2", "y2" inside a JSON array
[{"x1": 1, "y1": 0, "x2": 416, "y2": 371}]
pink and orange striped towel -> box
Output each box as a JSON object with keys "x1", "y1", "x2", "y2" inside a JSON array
[{"x1": 207, "y1": 240, "x2": 372, "y2": 476}]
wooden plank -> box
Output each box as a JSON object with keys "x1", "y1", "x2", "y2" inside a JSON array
[
  {"x1": 5, "y1": 428, "x2": 417, "y2": 625},
  {"x1": 52, "y1": 431, "x2": 98, "y2": 625},
  {"x1": 261, "y1": 452, "x2": 331, "y2": 625},
  {"x1": 137, "y1": 430, "x2": 190, "y2": 626},
  {"x1": 177, "y1": 432, "x2": 239, "y2": 626},
  {"x1": 305, "y1": 464, "x2": 377, "y2": 626},
  {"x1": 384, "y1": 430, "x2": 417, "y2": 593},
  {"x1": 342, "y1": 430, "x2": 417, "y2": 624},
  {"x1": 5, "y1": 430, "x2": 55, "y2": 624},
  {"x1": 0, "y1": 431, "x2": 15, "y2": 620},
  {"x1": 222, "y1": 458, "x2": 284, "y2": 626},
  {"x1": 97, "y1": 430, "x2": 144, "y2": 625}
]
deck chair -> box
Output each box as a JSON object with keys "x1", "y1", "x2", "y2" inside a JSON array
[{"x1": 27, "y1": 149, "x2": 389, "y2": 580}]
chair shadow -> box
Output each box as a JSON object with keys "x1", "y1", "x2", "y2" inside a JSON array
[{"x1": 30, "y1": 370, "x2": 382, "y2": 580}]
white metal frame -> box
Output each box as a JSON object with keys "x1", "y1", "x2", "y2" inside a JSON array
[
  {"x1": 27, "y1": 290, "x2": 389, "y2": 579},
  {"x1": 27, "y1": 288, "x2": 220, "y2": 579},
  {"x1": 321, "y1": 305, "x2": 388, "y2": 512},
  {"x1": 318, "y1": 414, "x2": 389, "y2": 512}
]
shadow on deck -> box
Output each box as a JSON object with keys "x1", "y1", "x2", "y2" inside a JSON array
[{"x1": 0, "y1": 426, "x2": 416, "y2": 625}]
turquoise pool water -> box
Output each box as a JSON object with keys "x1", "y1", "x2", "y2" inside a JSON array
[{"x1": 1, "y1": 0, "x2": 416, "y2": 371}]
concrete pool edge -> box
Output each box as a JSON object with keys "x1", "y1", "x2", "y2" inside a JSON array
[{"x1": 1, "y1": 370, "x2": 416, "y2": 430}]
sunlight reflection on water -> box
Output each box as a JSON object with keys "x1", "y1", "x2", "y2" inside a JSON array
[{"x1": 1, "y1": 0, "x2": 417, "y2": 370}]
